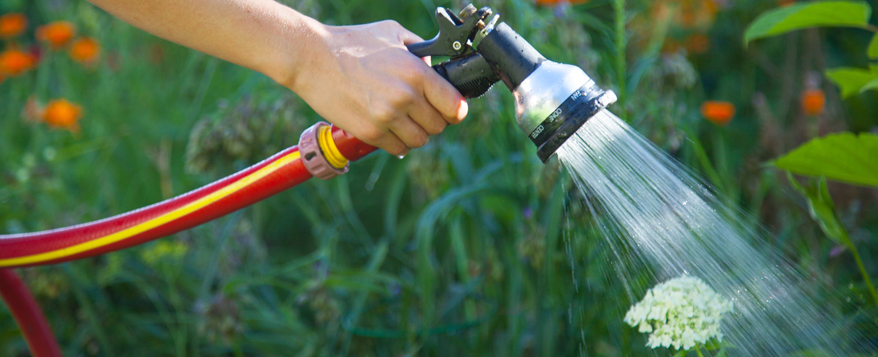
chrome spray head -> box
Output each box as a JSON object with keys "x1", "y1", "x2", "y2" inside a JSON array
[
  {"x1": 408, "y1": 5, "x2": 616, "y2": 163},
  {"x1": 477, "y1": 23, "x2": 617, "y2": 163}
]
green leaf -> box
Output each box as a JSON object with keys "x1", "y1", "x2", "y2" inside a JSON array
[
  {"x1": 775, "y1": 132, "x2": 878, "y2": 187},
  {"x1": 744, "y1": 1, "x2": 872, "y2": 45},
  {"x1": 704, "y1": 339, "x2": 726, "y2": 351},
  {"x1": 672, "y1": 350, "x2": 690, "y2": 357},
  {"x1": 861, "y1": 78, "x2": 878, "y2": 92},
  {"x1": 825, "y1": 66, "x2": 878, "y2": 98},
  {"x1": 787, "y1": 175, "x2": 852, "y2": 249},
  {"x1": 869, "y1": 33, "x2": 878, "y2": 59}
]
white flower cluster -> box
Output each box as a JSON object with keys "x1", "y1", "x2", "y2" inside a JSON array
[{"x1": 624, "y1": 275, "x2": 733, "y2": 351}]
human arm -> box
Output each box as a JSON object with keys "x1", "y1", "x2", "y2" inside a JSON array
[{"x1": 86, "y1": 0, "x2": 467, "y2": 155}]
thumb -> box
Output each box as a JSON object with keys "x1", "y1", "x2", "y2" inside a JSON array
[{"x1": 395, "y1": 25, "x2": 432, "y2": 67}]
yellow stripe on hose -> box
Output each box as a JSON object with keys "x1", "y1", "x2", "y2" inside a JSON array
[
  {"x1": 0, "y1": 151, "x2": 301, "y2": 268},
  {"x1": 318, "y1": 125, "x2": 349, "y2": 169}
]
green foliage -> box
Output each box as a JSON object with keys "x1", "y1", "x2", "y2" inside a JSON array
[
  {"x1": 775, "y1": 133, "x2": 878, "y2": 187},
  {"x1": 869, "y1": 34, "x2": 878, "y2": 59},
  {"x1": 862, "y1": 77, "x2": 878, "y2": 92},
  {"x1": 787, "y1": 175, "x2": 850, "y2": 248},
  {"x1": 743, "y1": 1, "x2": 872, "y2": 45},
  {"x1": 826, "y1": 65, "x2": 878, "y2": 98},
  {"x1": 745, "y1": 1, "x2": 878, "y2": 98},
  {"x1": 786, "y1": 174, "x2": 878, "y2": 306}
]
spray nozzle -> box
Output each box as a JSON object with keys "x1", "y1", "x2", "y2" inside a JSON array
[{"x1": 408, "y1": 4, "x2": 616, "y2": 163}]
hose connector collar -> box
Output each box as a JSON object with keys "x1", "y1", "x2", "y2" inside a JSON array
[{"x1": 299, "y1": 122, "x2": 349, "y2": 180}]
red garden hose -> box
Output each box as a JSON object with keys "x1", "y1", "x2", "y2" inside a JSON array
[
  {"x1": 0, "y1": 145, "x2": 311, "y2": 268},
  {"x1": 0, "y1": 123, "x2": 376, "y2": 355},
  {"x1": 0, "y1": 269, "x2": 62, "y2": 357}
]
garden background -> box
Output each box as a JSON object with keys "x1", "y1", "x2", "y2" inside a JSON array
[{"x1": 1, "y1": 0, "x2": 878, "y2": 355}]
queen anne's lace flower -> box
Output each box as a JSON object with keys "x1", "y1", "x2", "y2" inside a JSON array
[{"x1": 624, "y1": 276, "x2": 733, "y2": 350}]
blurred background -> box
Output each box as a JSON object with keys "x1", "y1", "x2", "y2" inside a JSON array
[{"x1": 1, "y1": 0, "x2": 877, "y2": 355}]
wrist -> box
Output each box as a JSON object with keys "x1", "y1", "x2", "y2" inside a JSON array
[{"x1": 266, "y1": 8, "x2": 329, "y2": 92}]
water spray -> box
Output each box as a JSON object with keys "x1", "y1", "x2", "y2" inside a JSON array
[{"x1": 0, "y1": 5, "x2": 615, "y2": 356}]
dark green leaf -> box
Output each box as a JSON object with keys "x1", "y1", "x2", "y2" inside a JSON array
[
  {"x1": 825, "y1": 66, "x2": 878, "y2": 98},
  {"x1": 775, "y1": 133, "x2": 878, "y2": 187},
  {"x1": 869, "y1": 33, "x2": 878, "y2": 59},
  {"x1": 673, "y1": 350, "x2": 689, "y2": 357},
  {"x1": 744, "y1": 1, "x2": 871, "y2": 45},
  {"x1": 787, "y1": 175, "x2": 852, "y2": 248}
]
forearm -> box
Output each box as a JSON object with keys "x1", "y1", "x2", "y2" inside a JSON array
[
  {"x1": 89, "y1": 0, "x2": 466, "y2": 156},
  {"x1": 88, "y1": 0, "x2": 316, "y2": 86}
]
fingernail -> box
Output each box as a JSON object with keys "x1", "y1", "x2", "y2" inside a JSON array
[
  {"x1": 398, "y1": 148, "x2": 410, "y2": 159},
  {"x1": 456, "y1": 99, "x2": 468, "y2": 122}
]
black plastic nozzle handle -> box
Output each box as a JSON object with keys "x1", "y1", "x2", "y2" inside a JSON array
[
  {"x1": 406, "y1": 45, "x2": 500, "y2": 99},
  {"x1": 477, "y1": 23, "x2": 545, "y2": 91},
  {"x1": 431, "y1": 53, "x2": 499, "y2": 98}
]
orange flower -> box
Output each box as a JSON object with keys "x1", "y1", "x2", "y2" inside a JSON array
[
  {"x1": 37, "y1": 21, "x2": 75, "y2": 49},
  {"x1": 68, "y1": 37, "x2": 100, "y2": 64},
  {"x1": 0, "y1": 48, "x2": 36, "y2": 75},
  {"x1": 700, "y1": 101, "x2": 735, "y2": 126},
  {"x1": 801, "y1": 89, "x2": 825, "y2": 116},
  {"x1": 42, "y1": 99, "x2": 82, "y2": 132},
  {"x1": 0, "y1": 13, "x2": 27, "y2": 39}
]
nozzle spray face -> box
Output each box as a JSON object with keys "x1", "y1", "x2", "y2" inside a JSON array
[
  {"x1": 477, "y1": 22, "x2": 616, "y2": 163},
  {"x1": 514, "y1": 62, "x2": 617, "y2": 163}
]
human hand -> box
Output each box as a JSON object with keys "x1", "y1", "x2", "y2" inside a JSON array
[{"x1": 286, "y1": 20, "x2": 468, "y2": 156}]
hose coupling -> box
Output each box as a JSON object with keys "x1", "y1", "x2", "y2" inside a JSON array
[{"x1": 299, "y1": 122, "x2": 349, "y2": 180}]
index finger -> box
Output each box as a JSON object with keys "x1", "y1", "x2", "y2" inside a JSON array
[
  {"x1": 398, "y1": 27, "x2": 468, "y2": 124},
  {"x1": 422, "y1": 70, "x2": 467, "y2": 125}
]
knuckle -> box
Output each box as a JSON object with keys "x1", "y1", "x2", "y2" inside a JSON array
[
  {"x1": 401, "y1": 88, "x2": 420, "y2": 105},
  {"x1": 387, "y1": 142, "x2": 407, "y2": 156},
  {"x1": 396, "y1": 63, "x2": 422, "y2": 84},
  {"x1": 410, "y1": 131, "x2": 429, "y2": 148},
  {"x1": 360, "y1": 128, "x2": 384, "y2": 143},
  {"x1": 372, "y1": 105, "x2": 397, "y2": 124},
  {"x1": 386, "y1": 86, "x2": 417, "y2": 109},
  {"x1": 381, "y1": 19, "x2": 401, "y2": 28},
  {"x1": 426, "y1": 121, "x2": 445, "y2": 135}
]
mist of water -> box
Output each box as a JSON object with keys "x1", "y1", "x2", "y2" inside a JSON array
[{"x1": 557, "y1": 110, "x2": 873, "y2": 356}]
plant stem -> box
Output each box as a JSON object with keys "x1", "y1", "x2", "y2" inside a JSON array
[
  {"x1": 612, "y1": 0, "x2": 626, "y2": 102},
  {"x1": 849, "y1": 242, "x2": 878, "y2": 307},
  {"x1": 864, "y1": 24, "x2": 878, "y2": 32},
  {"x1": 695, "y1": 344, "x2": 706, "y2": 357}
]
